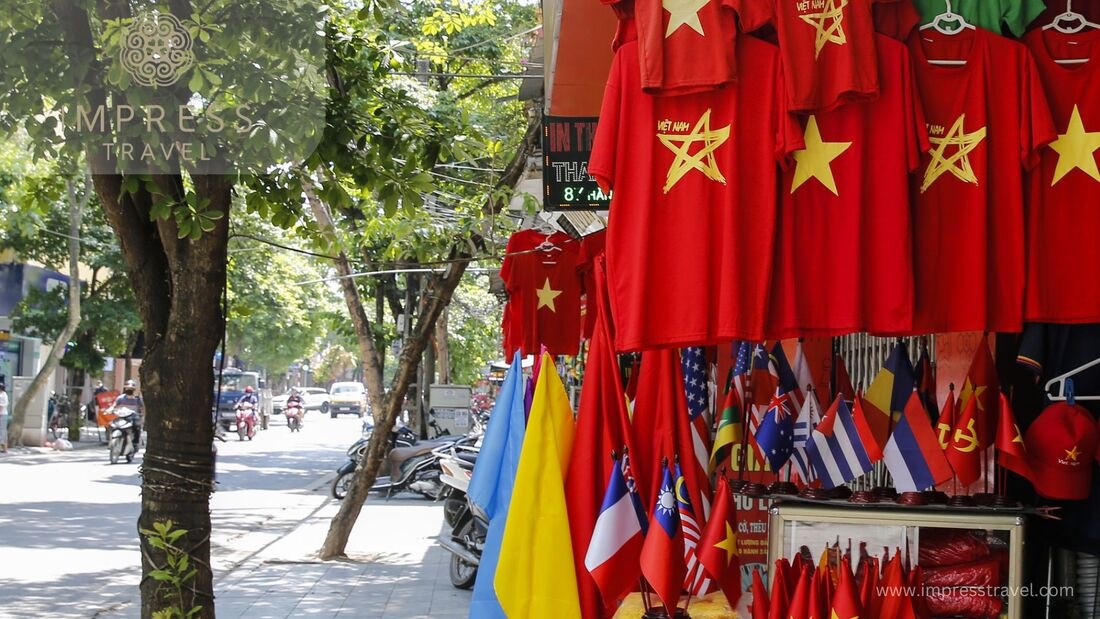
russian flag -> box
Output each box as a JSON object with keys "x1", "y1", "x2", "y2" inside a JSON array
[
  {"x1": 585, "y1": 452, "x2": 647, "y2": 605},
  {"x1": 806, "y1": 396, "x2": 875, "y2": 489},
  {"x1": 882, "y1": 392, "x2": 954, "y2": 492}
]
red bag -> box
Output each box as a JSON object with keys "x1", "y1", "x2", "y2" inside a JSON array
[
  {"x1": 922, "y1": 557, "x2": 1001, "y2": 588},
  {"x1": 925, "y1": 588, "x2": 1003, "y2": 618},
  {"x1": 918, "y1": 529, "x2": 991, "y2": 567}
]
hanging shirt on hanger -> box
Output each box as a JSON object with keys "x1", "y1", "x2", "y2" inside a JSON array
[
  {"x1": 575, "y1": 229, "x2": 608, "y2": 340},
  {"x1": 1032, "y1": 3, "x2": 1100, "y2": 32},
  {"x1": 735, "y1": 0, "x2": 894, "y2": 113},
  {"x1": 589, "y1": 35, "x2": 803, "y2": 351},
  {"x1": 500, "y1": 229, "x2": 583, "y2": 356},
  {"x1": 601, "y1": 0, "x2": 742, "y2": 94},
  {"x1": 766, "y1": 34, "x2": 929, "y2": 339},
  {"x1": 1023, "y1": 28, "x2": 1100, "y2": 323},
  {"x1": 907, "y1": 27, "x2": 1056, "y2": 334},
  {"x1": 911, "y1": 0, "x2": 1045, "y2": 37}
]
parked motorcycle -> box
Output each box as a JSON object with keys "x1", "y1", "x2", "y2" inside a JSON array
[
  {"x1": 436, "y1": 440, "x2": 485, "y2": 589},
  {"x1": 330, "y1": 426, "x2": 457, "y2": 501},
  {"x1": 108, "y1": 407, "x2": 139, "y2": 464},
  {"x1": 285, "y1": 402, "x2": 304, "y2": 432},
  {"x1": 235, "y1": 401, "x2": 257, "y2": 441}
]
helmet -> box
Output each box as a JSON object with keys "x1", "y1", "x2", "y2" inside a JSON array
[
  {"x1": 244, "y1": 386, "x2": 254, "y2": 393},
  {"x1": 124, "y1": 380, "x2": 137, "y2": 389}
]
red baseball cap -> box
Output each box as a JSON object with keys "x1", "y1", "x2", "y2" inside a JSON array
[{"x1": 1025, "y1": 402, "x2": 1099, "y2": 500}]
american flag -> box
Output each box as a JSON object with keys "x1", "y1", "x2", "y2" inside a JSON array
[
  {"x1": 681, "y1": 347, "x2": 713, "y2": 496},
  {"x1": 674, "y1": 462, "x2": 711, "y2": 596},
  {"x1": 730, "y1": 341, "x2": 752, "y2": 407}
]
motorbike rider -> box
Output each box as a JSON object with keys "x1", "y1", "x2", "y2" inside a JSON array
[
  {"x1": 235, "y1": 386, "x2": 259, "y2": 431},
  {"x1": 112, "y1": 379, "x2": 144, "y2": 448},
  {"x1": 285, "y1": 388, "x2": 304, "y2": 423}
]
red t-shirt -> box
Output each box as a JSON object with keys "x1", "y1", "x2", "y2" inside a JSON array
[
  {"x1": 1031, "y1": 5, "x2": 1100, "y2": 32},
  {"x1": 603, "y1": 0, "x2": 740, "y2": 94},
  {"x1": 873, "y1": 0, "x2": 920, "y2": 40},
  {"x1": 589, "y1": 36, "x2": 802, "y2": 351},
  {"x1": 736, "y1": 0, "x2": 891, "y2": 112},
  {"x1": 766, "y1": 35, "x2": 928, "y2": 339},
  {"x1": 576, "y1": 229, "x2": 608, "y2": 339},
  {"x1": 1024, "y1": 29, "x2": 1100, "y2": 323},
  {"x1": 500, "y1": 230, "x2": 583, "y2": 356},
  {"x1": 907, "y1": 27, "x2": 1056, "y2": 334}
]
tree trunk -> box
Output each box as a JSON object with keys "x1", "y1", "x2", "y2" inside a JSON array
[
  {"x1": 435, "y1": 307, "x2": 450, "y2": 384},
  {"x1": 7, "y1": 177, "x2": 87, "y2": 446},
  {"x1": 312, "y1": 111, "x2": 542, "y2": 559}
]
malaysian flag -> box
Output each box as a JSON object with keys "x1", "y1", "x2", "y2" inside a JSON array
[
  {"x1": 674, "y1": 462, "x2": 711, "y2": 596},
  {"x1": 681, "y1": 347, "x2": 713, "y2": 503}
]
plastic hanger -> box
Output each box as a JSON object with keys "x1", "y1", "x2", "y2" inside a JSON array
[
  {"x1": 1045, "y1": 360, "x2": 1100, "y2": 401},
  {"x1": 1042, "y1": 1, "x2": 1098, "y2": 64},
  {"x1": 919, "y1": 0, "x2": 975, "y2": 65}
]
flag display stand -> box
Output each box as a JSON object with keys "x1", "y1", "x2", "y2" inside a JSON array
[
  {"x1": 766, "y1": 501, "x2": 1027, "y2": 619},
  {"x1": 641, "y1": 606, "x2": 690, "y2": 619}
]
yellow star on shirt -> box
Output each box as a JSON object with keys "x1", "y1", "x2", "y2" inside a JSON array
[
  {"x1": 1049, "y1": 105, "x2": 1100, "y2": 186},
  {"x1": 664, "y1": 0, "x2": 710, "y2": 37},
  {"x1": 657, "y1": 109, "x2": 730, "y2": 193},
  {"x1": 535, "y1": 277, "x2": 562, "y2": 312},
  {"x1": 799, "y1": 0, "x2": 848, "y2": 57},
  {"x1": 1066, "y1": 445, "x2": 1081, "y2": 462},
  {"x1": 713, "y1": 522, "x2": 737, "y2": 563},
  {"x1": 791, "y1": 115, "x2": 852, "y2": 196},
  {"x1": 921, "y1": 114, "x2": 986, "y2": 193}
]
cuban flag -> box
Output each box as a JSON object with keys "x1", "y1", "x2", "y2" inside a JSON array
[
  {"x1": 882, "y1": 392, "x2": 954, "y2": 492},
  {"x1": 806, "y1": 397, "x2": 875, "y2": 489},
  {"x1": 753, "y1": 385, "x2": 797, "y2": 473},
  {"x1": 790, "y1": 388, "x2": 823, "y2": 483},
  {"x1": 586, "y1": 451, "x2": 648, "y2": 604}
]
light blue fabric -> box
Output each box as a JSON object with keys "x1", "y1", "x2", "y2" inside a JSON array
[{"x1": 467, "y1": 352, "x2": 527, "y2": 618}]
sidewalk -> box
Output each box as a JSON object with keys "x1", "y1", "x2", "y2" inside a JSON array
[
  {"x1": 1, "y1": 426, "x2": 106, "y2": 456},
  {"x1": 212, "y1": 494, "x2": 472, "y2": 619}
]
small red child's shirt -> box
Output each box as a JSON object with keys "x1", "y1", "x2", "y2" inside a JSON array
[
  {"x1": 576, "y1": 229, "x2": 608, "y2": 339},
  {"x1": 500, "y1": 230, "x2": 582, "y2": 356},
  {"x1": 736, "y1": 0, "x2": 894, "y2": 112}
]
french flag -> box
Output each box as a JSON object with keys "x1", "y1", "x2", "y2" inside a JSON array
[
  {"x1": 585, "y1": 452, "x2": 647, "y2": 605},
  {"x1": 806, "y1": 396, "x2": 875, "y2": 489},
  {"x1": 882, "y1": 392, "x2": 954, "y2": 492}
]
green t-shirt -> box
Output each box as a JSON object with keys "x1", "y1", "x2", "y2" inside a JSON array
[{"x1": 913, "y1": 0, "x2": 1046, "y2": 36}]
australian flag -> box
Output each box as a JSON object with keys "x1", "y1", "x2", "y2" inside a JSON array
[{"x1": 754, "y1": 384, "x2": 797, "y2": 473}]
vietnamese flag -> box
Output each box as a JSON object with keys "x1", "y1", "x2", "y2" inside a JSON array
[
  {"x1": 878, "y1": 553, "x2": 917, "y2": 619},
  {"x1": 834, "y1": 353, "x2": 856, "y2": 404},
  {"x1": 564, "y1": 257, "x2": 637, "y2": 618},
  {"x1": 811, "y1": 564, "x2": 832, "y2": 619},
  {"x1": 935, "y1": 385, "x2": 956, "y2": 450},
  {"x1": 767, "y1": 559, "x2": 791, "y2": 619},
  {"x1": 946, "y1": 395, "x2": 982, "y2": 485},
  {"x1": 788, "y1": 566, "x2": 813, "y2": 619},
  {"x1": 831, "y1": 558, "x2": 862, "y2": 619},
  {"x1": 959, "y1": 336, "x2": 999, "y2": 448},
  {"x1": 751, "y1": 568, "x2": 769, "y2": 619},
  {"x1": 858, "y1": 556, "x2": 879, "y2": 615},
  {"x1": 697, "y1": 476, "x2": 741, "y2": 607},
  {"x1": 995, "y1": 392, "x2": 1033, "y2": 482}
]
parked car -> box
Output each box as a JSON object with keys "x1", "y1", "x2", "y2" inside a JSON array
[
  {"x1": 272, "y1": 388, "x2": 330, "y2": 414},
  {"x1": 328, "y1": 382, "x2": 368, "y2": 418}
]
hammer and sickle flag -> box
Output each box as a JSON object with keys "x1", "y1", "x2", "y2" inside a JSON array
[{"x1": 946, "y1": 395, "x2": 982, "y2": 485}]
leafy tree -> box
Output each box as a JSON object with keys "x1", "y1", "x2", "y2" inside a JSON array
[
  {"x1": 447, "y1": 275, "x2": 503, "y2": 385},
  {"x1": 312, "y1": 343, "x2": 357, "y2": 386}
]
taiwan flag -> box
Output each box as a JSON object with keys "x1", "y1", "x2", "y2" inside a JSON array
[{"x1": 640, "y1": 463, "x2": 686, "y2": 617}]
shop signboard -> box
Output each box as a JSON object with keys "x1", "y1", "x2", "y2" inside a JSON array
[{"x1": 542, "y1": 115, "x2": 611, "y2": 211}]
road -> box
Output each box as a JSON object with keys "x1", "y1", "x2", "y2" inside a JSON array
[{"x1": 0, "y1": 409, "x2": 457, "y2": 618}]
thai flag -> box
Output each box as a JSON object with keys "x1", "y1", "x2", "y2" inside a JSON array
[
  {"x1": 806, "y1": 397, "x2": 875, "y2": 489},
  {"x1": 586, "y1": 451, "x2": 648, "y2": 604}
]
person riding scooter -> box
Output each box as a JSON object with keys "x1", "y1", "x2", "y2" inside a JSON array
[
  {"x1": 284, "y1": 388, "x2": 305, "y2": 431},
  {"x1": 112, "y1": 380, "x2": 144, "y2": 449},
  {"x1": 234, "y1": 386, "x2": 259, "y2": 439}
]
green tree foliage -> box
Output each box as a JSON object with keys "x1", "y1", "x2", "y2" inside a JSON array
[
  {"x1": 312, "y1": 343, "x2": 357, "y2": 385},
  {"x1": 448, "y1": 276, "x2": 503, "y2": 386}
]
